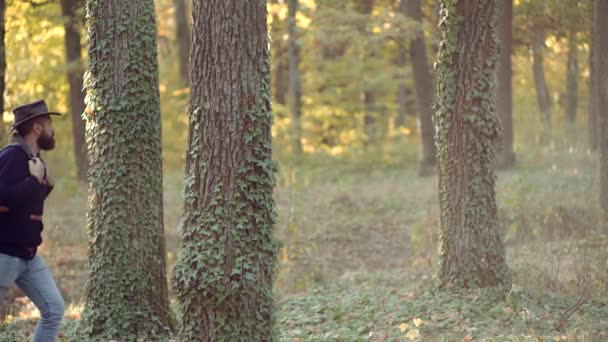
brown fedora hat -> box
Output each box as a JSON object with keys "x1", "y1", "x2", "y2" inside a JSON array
[{"x1": 10, "y1": 99, "x2": 61, "y2": 132}]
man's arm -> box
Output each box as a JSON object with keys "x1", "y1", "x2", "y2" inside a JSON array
[{"x1": 0, "y1": 148, "x2": 48, "y2": 206}]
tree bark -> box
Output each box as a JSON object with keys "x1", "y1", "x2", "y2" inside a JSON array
[
  {"x1": 356, "y1": 0, "x2": 378, "y2": 145},
  {"x1": 288, "y1": 0, "x2": 303, "y2": 157},
  {"x1": 532, "y1": 28, "x2": 553, "y2": 144},
  {"x1": 403, "y1": 0, "x2": 437, "y2": 175},
  {"x1": 270, "y1": 0, "x2": 287, "y2": 107},
  {"x1": 496, "y1": 0, "x2": 515, "y2": 168},
  {"x1": 172, "y1": 1, "x2": 278, "y2": 340},
  {"x1": 435, "y1": 0, "x2": 509, "y2": 289},
  {"x1": 594, "y1": 0, "x2": 608, "y2": 227},
  {"x1": 77, "y1": 0, "x2": 172, "y2": 339},
  {"x1": 589, "y1": 16, "x2": 598, "y2": 151},
  {"x1": 174, "y1": 0, "x2": 190, "y2": 86},
  {"x1": 60, "y1": 0, "x2": 88, "y2": 182},
  {"x1": 566, "y1": 31, "x2": 578, "y2": 125}
]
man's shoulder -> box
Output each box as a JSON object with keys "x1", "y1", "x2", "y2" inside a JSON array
[{"x1": 0, "y1": 144, "x2": 29, "y2": 161}]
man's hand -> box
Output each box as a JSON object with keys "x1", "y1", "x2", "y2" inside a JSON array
[{"x1": 28, "y1": 158, "x2": 45, "y2": 183}]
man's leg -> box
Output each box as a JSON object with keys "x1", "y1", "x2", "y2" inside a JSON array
[
  {"x1": 0, "y1": 253, "x2": 23, "y2": 305},
  {"x1": 15, "y1": 256, "x2": 64, "y2": 342}
]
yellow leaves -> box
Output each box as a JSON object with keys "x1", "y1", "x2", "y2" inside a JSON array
[{"x1": 398, "y1": 319, "x2": 424, "y2": 340}]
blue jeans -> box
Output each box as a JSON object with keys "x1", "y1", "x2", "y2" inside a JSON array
[{"x1": 0, "y1": 253, "x2": 64, "y2": 342}]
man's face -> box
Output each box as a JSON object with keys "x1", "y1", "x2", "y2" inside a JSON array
[{"x1": 36, "y1": 117, "x2": 55, "y2": 151}]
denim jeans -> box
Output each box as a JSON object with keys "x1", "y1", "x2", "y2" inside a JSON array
[{"x1": 0, "y1": 253, "x2": 64, "y2": 342}]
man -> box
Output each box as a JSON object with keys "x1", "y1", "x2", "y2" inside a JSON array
[{"x1": 0, "y1": 100, "x2": 64, "y2": 341}]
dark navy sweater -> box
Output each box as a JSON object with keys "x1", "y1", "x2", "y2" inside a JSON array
[{"x1": 0, "y1": 144, "x2": 53, "y2": 260}]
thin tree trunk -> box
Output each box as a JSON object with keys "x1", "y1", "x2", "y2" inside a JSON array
[
  {"x1": 288, "y1": 0, "x2": 303, "y2": 157},
  {"x1": 174, "y1": 0, "x2": 190, "y2": 86},
  {"x1": 395, "y1": 50, "x2": 410, "y2": 129},
  {"x1": 589, "y1": 22, "x2": 598, "y2": 151},
  {"x1": 77, "y1": 0, "x2": 172, "y2": 339},
  {"x1": 403, "y1": 0, "x2": 437, "y2": 175},
  {"x1": 60, "y1": 0, "x2": 88, "y2": 182},
  {"x1": 435, "y1": 0, "x2": 509, "y2": 289},
  {"x1": 594, "y1": 0, "x2": 608, "y2": 227},
  {"x1": 566, "y1": 31, "x2": 578, "y2": 125},
  {"x1": 532, "y1": 28, "x2": 553, "y2": 144},
  {"x1": 356, "y1": 0, "x2": 377, "y2": 145},
  {"x1": 270, "y1": 0, "x2": 287, "y2": 107},
  {"x1": 0, "y1": 0, "x2": 5, "y2": 145},
  {"x1": 172, "y1": 1, "x2": 278, "y2": 340},
  {"x1": 496, "y1": 0, "x2": 515, "y2": 168}
]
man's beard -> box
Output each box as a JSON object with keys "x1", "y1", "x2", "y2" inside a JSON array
[{"x1": 38, "y1": 132, "x2": 55, "y2": 151}]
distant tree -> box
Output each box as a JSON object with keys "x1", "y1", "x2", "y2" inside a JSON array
[
  {"x1": 588, "y1": 0, "x2": 598, "y2": 151},
  {"x1": 435, "y1": 0, "x2": 509, "y2": 289},
  {"x1": 594, "y1": 0, "x2": 608, "y2": 226},
  {"x1": 172, "y1": 0, "x2": 278, "y2": 339},
  {"x1": 288, "y1": 0, "x2": 303, "y2": 156},
  {"x1": 402, "y1": 0, "x2": 436, "y2": 175},
  {"x1": 173, "y1": 0, "x2": 190, "y2": 87},
  {"x1": 0, "y1": 0, "x2": 5, "y2": 145},
  {"x1": 60, "y1": 0, "x2": 87, "y2": 181},
  {"x1": 77, "y1": 0, "x2": 172, "y2": 338},
  {"x1": 497, "y1": 0, "x2": 515, "y2": 168}
]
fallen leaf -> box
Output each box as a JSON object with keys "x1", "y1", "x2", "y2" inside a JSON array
[
  {"x1": 406, "y1": 328, "x2": 420, "y2": 340},
  {"x1": 399, "y1": 322, "x2": 409, "y2": 332}
]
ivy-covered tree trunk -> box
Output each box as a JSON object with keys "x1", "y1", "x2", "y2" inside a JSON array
[
  {"x1": 496, "y1": 0, "x2": 515, "y2": 168},
  {"x1": 531, "y1": 28, "x2": 553, "y2": 144},
  {"x1": 403, "y1": 0, "x2": 437, "y2": 176},
  {"x1": 588, "y1": 16, "x2": 598, "y2": 151},
  {"x1": 288, "y1": 0, "x2": 303, "y2": 157},
  {"x1": 594, "y1": 0, "x2": 608, "y2": 226},
  {"x1": 566, "y1": 32, "x2": 578, "y2": 125},
  {"x1": 172, "y1": 0, "x2": 278, "y2": 340},
  {"x1": 435, "y1": 0, "x2": 509, "y2": 289},
  {"x1": 0, "y1": 0, "x2": 5, "y2": 145},
  {"x1": 173, "y1": 0, "x2": 190, "y2": 87},
  {"x1": 77, "y1": 0, "x2": 172, "y2": 339},
  {"x1": 60, "y1": 0, "x2": 88, "y2": 182}
]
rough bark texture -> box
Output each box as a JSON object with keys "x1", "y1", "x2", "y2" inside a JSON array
[
  {"x1": 588, "y1": 16, "x2": 598, "y2": 151},
  {"x1": 174, "y1": 0, "x2": 190, "y2": 86},
  {"x1": 288, "y1": 0, "x2": 303, "y2": 157},
  {"x1": 172, "y1": 1, "x2": 278, "y2": 340},
  {"x1": 0, "y1": 0, "x2": 5, "y2": 145},
  {"x1": 403, "y1": 0, "x2": 437, "y2": 175},
  {"x1": 77, "y1": 0, "x2": 172, "y2": 339},
  {"x1": 594, "y1": 0, "x2": 608, "y2": 226},
  {"x1": 60, "y1": 0, "x2": 88, "y2": 182},
  {"x1": 566, "y1": 31, "x2": 578, "y2": 125},
  {"x1": 531, "y1": 28, "x2": 553, "y2": 144},
  {"x1": 496, "y1": 0, "x2": 515, "y2": 168},
  {"x1": 435, "y1": 0, "x2": 509, "y2": 289}
]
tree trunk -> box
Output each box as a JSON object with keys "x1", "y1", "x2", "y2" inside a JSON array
[
  {"x1": 270, "y1": 0, "x2": 287, "y2": 107},
  {"x1": 356, "y1": 0, "x2": 378, "y2": 145},
  {"x1": 77, "y1": 0, "x2": 172, "y2": 339},
  {"x1": 588, "y1": 15, "x2": 598, "y2": 151},
  {"x1": 496, "y1": 0, "x2": 515, "y2": 168},
  {"x1": 435, "y1": 0, "x2": 509, "y2": 289},
  {"x1": 403, "y1": 0, "x2": 437, "y2": 175},
  {"x1": 172, "y1": 1, "x2": 278, "y2": 340},
  {"x1": 594, "y1": 0, "x2": 608, "y2": 226},
  {"x1": 566, "y1": 31, "x2": 578, "y2": 125},
  {"x1": 174, "y1": 0, "x2": 190, "y2": 86},
  {"x1": 0, "y1": 0, "x2": 5, "y2": 146},
  {"x1": 532, "y1": 28, "x2": 553, "y2": 144},
  {"x1": 60, "y1": 0, "x2": 88, "y2": 182},
  {"x1": 288, "y1": 0, "x2": 303, "y2": 157}
]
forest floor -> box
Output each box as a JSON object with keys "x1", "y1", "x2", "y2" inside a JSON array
[{"x1": 1, "y1": 147, "x2": 607, "y2": 341}]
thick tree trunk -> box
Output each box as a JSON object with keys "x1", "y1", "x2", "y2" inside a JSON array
[
  {"x1": 496, "y1": 0, "x2": 515, "y2": 168},
  {"x1": 60, "y1": 0, "x2": 88, "y2": 182},
  {"x1": 288, "y1": 0, "x2": 303, "y2": 157},
  {"x1": 403, "y1": 0, "x2": 437, "y2": 175},
  {"x1": 435, "y1": 0, "x2": 509, "y2": 289},
  {"x1": 532, "y1": 29, "x2": 553, "y2": 144},
  {"x1": 594, "y1": 0, "x2": 608, "y2": 226},
  {"x1": 172, "y1": 1, "x2": 278, "y2": 340},
  {"x1": 77, "y1": 0, "x2": 172, "y2": 339},
  {"x1": 174, "y1": 0, "x2": 190, "y2": 86},
  {"x1": 566, "y1": 31, "x2": 579, "y2": 125},
  {"x1": 588, "y1": 20, "x2": 598, "y2": 151}
]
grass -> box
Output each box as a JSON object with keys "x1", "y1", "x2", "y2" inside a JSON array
[{"x1": 1, "y1": 142, "x2": 607, "y2": 340}]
